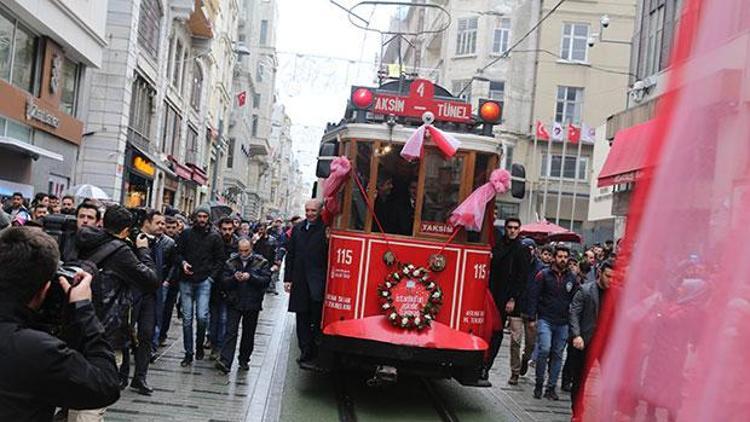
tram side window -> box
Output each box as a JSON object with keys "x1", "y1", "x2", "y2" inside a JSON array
[
  {"x1": 350, "y1": 142, "x2": 372, "y2": 230},
  {"x1": 373, "y1": 144, "x2": 419, "y2": 235},
  {"x1": 468, "y1": 153, "x2": 492, "y2": 243},
  {"x1": 421, "y1": 149, "x2": 464, "y2": 230}
]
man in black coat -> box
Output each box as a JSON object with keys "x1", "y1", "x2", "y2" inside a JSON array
[
  {"x1": 569, "y1": 258, "x2": 614, "y2": 414},
  {"x1": 215, "y1": 238, "x2": 271, "y2": 373},
  {"x1": 175, "y1": 204, "x2": 225, "y2": 366},
  {"x1": 284, "y1": 199, "x2": 328, "y2": 369},
  {"x1": 485, "y1": 218, "x2": 531, "y2": 383},
  {"x1": 0, "y1": 227, "x2": 121, "y2": 422}
]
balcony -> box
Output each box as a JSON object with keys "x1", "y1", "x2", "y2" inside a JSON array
[
  {"x1": 170, "y1": 0, "x2": 195, "y2": 20},
  {"x1": 188, "y1": 0, "x2": 214, "y2": 39}
]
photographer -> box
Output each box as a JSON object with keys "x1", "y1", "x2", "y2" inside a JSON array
[
  {"x1": 72, "y1": 205, "x2": 159, "y2": 419},
  {"x1": 0, "y1": 227, "x2": 120, "y2": 421},
  {"x1": 58, "y1": 202, "x2": 102, "y2": 262}
]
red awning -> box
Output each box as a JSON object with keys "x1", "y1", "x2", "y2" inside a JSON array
[{"x1": 597, "y1": 119, "x2": 657, "y2": 188}]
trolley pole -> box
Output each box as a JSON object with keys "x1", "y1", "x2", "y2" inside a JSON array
[
  {"x1": 569, "y1": 132, "x2": 584, "y2": 230},
  {"x1": 527, "y1": 131, "x2": 539, "y2": 222}
]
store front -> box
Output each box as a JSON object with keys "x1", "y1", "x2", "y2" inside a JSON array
[{"x1": 123, "y1": 147, "x2": 157, "y2": 207}]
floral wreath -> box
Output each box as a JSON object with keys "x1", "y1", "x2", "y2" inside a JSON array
[{"x1": 378, "y1": 264, "x2": 443, "y2": 330}]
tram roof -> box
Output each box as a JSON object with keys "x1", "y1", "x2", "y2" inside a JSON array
[{"x1": 321, "y1": 123, "x2": 502, "y2": 155}]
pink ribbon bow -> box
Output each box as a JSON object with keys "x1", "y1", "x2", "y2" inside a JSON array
[{"x1": 448, "y1": 169, "x2": 511, "y2": 231}]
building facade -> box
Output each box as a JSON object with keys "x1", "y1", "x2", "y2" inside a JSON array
[
  {"x1": 76, "y1": 0, "x2": 240, "y2": 212},
  {"x1": 0, "y1": 0, "x2": 108, "y2": 198}
]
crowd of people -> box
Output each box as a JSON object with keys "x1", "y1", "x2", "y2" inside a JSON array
[
  {"x1": 485, "y1": 217, "x2": 617, "y2": 418},
  {"x1": 0, "y1": 192, "x2": 301, "y2": 421}
]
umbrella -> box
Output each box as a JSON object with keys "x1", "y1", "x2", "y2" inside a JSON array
[
  {"x1": 206, "y1": 200, "x2": 233, "y2": 222},
  {"x1": 520, "y1": 220, "x2": 582, "y2": 244},
  {"x1": 67, "y1": 184, "x2": 110, "y2": 201}
]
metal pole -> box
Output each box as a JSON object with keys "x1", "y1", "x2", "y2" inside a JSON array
[
  {"x1": 527, "y1": 131, "x2": 539, "y2": 222},
  {"x1": 541, "y1": 126, "x2": 553, "y2": 222},
  {"x1": 554, "y1": 130, "x2": 568, "y2": 225},
  {"x1": 569, "y1": 136, "x2": 584, "y2": 230}
]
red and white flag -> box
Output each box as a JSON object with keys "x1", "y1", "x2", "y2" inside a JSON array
[
  {"x1": 568, "y1": 124, "x2": 581, "y2": 144},
  {"x1": 582, "y1": 124, "x2": 596, "y2": 144},
  {"x1": 237, "y1": 91, "x2": 247, "y2": 107},
  {"x1": 536, "y1": 120, "x2": 550, "y2": 141},
  {"x1": 552, "y1": 122, "x2": 564, "y2": 142}
]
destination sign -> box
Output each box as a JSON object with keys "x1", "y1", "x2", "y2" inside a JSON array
[{"x1": 370, "y1": 79, "x2": 472, "y2": 124}]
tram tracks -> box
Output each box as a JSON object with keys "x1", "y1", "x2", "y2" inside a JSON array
[{"x1": 333, "y1": 371, "x2": 460, "y2": 422}]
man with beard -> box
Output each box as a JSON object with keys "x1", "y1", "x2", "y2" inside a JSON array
[
  {"x1": 253, "y1": 224, "x2": 278, "y2": 295},
  {"x1": 175, "y1": 204, "x2": 225, "y2": 366},
  {"x1": 61, "y1": 195, "x2": 76, "y2": 215},
  {"x1": 484, "y1": 218, "x2": 530, "y2": 385},
  {"x1": 158, "y1": 215, "x2": 181, "y2": 345},
  {"x1": 208, "y1": 217, "x2": 236, "y2": 360},
  {"x1": 528, "y1": 246, "x2": 578, "y2": 401},
  {"x1": 284, "y1": 199, "x2": 328, "y2": 369}
]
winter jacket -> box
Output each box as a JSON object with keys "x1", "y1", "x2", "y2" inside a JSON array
[
  {"x1": 527, "y1": 266, "x2": 578, "y2": 325},
  {"x1": 489, "y1": 233, "x2": 531, "y2": 317},
  {"x1": 0, "y1": 299, "x2": 121, "y2": 421},
  {"x1": 519, "y1": 257, "x2": 547, "y2": 317},
  {"x1": 76, "y1": 226, "x2": 159, "y2": 348},
  {"x1": 175, "y1": 224, "x2": 225, "y2": 283},
  {"x1": 222, "y1": 253, "x2": 271, "y2": 311},
  {"x1": 569, "y1": 281, "x2": 604, "y2": 346},
  {"x1": 254, "y1": 235, "x2": 276, "y2": 264},
  {"x1": 285, "y1": 218, "x2": 328, "y2": 312}
]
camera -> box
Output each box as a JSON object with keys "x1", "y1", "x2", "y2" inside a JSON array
[
  {"x1": 36, "y1": 264, "x2": 85, "y2": 337},
  {"x1": 126, "y1": 207, "x2": 155, "y2": 247},
  {"x1": 41, "y1": 214, "x2": 77, "y2": 245},
  {"x1": 600, "y1": 14, "x2": 610, "y2": 28}
]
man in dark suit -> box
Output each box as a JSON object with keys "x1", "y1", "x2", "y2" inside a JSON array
[
  {"x1": 284, "y1": 199, "x2": 328, "y2": 369},
  {"x1": 568, "y1": 258, "x2": 614, "y2": 413}
]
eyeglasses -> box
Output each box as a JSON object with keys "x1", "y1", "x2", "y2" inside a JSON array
[{"x1": 506, "y1": 225, "x2": 520, "y2": 230}]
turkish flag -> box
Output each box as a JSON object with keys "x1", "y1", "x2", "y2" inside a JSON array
[
  {"x1": 536, "y1": 120, "x2": 550, "y2": 141},
  {"x1": 237, "y1": 91, "x2": 247, "y2": 107},
  {"x1": 568, "y1": 124, "x2": 581, "y2": 144}
]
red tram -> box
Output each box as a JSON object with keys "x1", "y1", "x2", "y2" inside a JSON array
[{"x1": 315, "y1": 79, "x2": 524, "y2": 386}]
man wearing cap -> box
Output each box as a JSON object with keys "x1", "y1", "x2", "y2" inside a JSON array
[{"x1": 175, "y1": 204, "x2": 225, "y2": 366}]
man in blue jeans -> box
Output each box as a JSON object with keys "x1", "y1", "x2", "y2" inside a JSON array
[
  {"x1": 527, "y1": 246, "x2": 578, "y2": 401},
  {"x1": 175, "y1": 204, "x2": 225, "y2": 367}
]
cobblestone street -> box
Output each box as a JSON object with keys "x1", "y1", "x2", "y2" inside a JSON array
[{"x1": 109, "y1": 292, "x2": 571, "y2": 422}]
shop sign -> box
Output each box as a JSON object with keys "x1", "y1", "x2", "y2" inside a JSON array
[
  {"x1": 419, "y1": 221, "x2": 455, "y2": 236},
  {"x1": 26, "y1": 97, "x2": 60, "y2": 128},
  {"x1": 133, "y1": 155, "x2": 156, "y2": 177}
]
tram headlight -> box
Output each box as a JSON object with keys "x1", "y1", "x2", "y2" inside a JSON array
[
  {"x1": 478, "y1": 100, "x2": 502, "y2": 124},
  {"x1": 351, "y1": 87, "x2": 374, "y2": 109}
]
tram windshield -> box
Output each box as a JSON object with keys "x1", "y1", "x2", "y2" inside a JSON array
[{"x1": 340, "y1": 139, "x2": 496, "y2": 243}]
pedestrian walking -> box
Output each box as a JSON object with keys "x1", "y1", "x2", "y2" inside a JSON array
[
  {"x1": 528, "y1": 246, "x2": 578, "y2": 401},
  {"x1": 215, "y1": 238, "x2": 271, "y2": 373},
  {"x1": 208, "y1": 217, "x2": 237, "y2": 360},
  {"x1": 284, "y1": 199, "x2": 328, "y2": 370},
  {"x1": 569, "y1": 259, "x2": 614, "y2": 417},
  {"x1": 484, "y1": 218, "x2": 530, "y2": 385},
  {"x1": 517, "y1": 238, "x2": 546, "y2": 378},
  {"x1": 175, "y1": 204, "x2": 225, "y2": 366}
]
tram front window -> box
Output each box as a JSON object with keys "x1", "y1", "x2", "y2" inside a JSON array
[
  {"x1": 421, "y1": 149, "x2": 463, "y2": 232},
  {"x1": 350, "y1": 142, "x2": 372, "y2": 230},
  {"x1": 374, "y1": 144, "x2": 419, "y2": 235}
]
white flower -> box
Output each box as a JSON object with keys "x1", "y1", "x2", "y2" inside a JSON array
[
  {"x1": 414, "y1": 317, "x2": 421, "y2": 326},
  {"x1": 425, "y1": 314, "x2": 432, "y2": 320},
  {"x1": 389, "y1": 312, "x2": 397, "y2": 320},
  {"x1": 382, "y1": 303, "x2": 391, "y2": 310},
  {"x1": 427, "y1": 282, "x2": 435, "y2": 289},
  {"x1": 403, "y1": 267, "x2": 409, "y2": 275},
  {"x1": 401, "y1": 317, "x2": 409, "y2": 326},
  {"x1": 432, "y1": 291, "x2": 441, "y2": 299},
  {"x1": 381, "y1": 290, "x2": 389, "y2": 297},
  {"x1": 385, "y1": 282, "x2": 392, "y2": 289}
]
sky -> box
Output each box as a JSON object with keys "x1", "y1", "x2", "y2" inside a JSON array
[{"x1": 275, "y1": 0, "x2": 393, "y2": 187}]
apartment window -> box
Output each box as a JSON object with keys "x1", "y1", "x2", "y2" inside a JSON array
[
  {"x1": 227, "y1": 138, "x2": 235, "y2": 168},
  {"x1": 452, "y1": 79, "x2": 471, "y2": 103},
  {"x1": 259, "y1": 20, "x2": 269, "y2": 46},
  {"x1": 253, "y1": 93, "x2": 260, "y2": 108},
  {"x1": 190, "y1": 62, "x2": 202, "y2": 110},
  {"x1": 251, "y1": 114, "x2": 259, "y2": 137},
  {"x1": 0, "y1": 14, "x2": 37, "y2": 93},
  {"x1": 0, "y1": 117, "x2": 33, "y2": 143},
  {"x1": 489, "y1": 80, "x2": 505, "y2": 102},
  {"x1": 645, "y1": 1, "x2": 666, "y2": 76},
  {"x1": 492, "y1": 18, "x2": 511, "y2": 54},
  {"x1": 496, "y1": 201, "x2": 520, "y2": 220},
  {"x1": 541, "y1": 153, "x2": 588, "y2": 181},
  {"x1": 170, "y1": 39, "x2": 185, "y2": 90},
  {"x1": 560, "y1": 23, "x2": 589, "y2": 62},
  {"x1": 455, "y1": 17, "x2": 478, "y2": 56},
  {"x1": 256, "y1": 62, "x2": 264, "y2": 82},
  {"x1": 60, "y1": 58, "x2": 79, "y2": 115},
  {"x1": 127, "y1": 78, "x2": 155, "y2": 146},
  {"x1": 161, "y1": 103, "x2": 181, "y2": 156},
  {"x1": 137, "y1": 0, "x2": 162, "y2": 60},
  {"x1": 186, "y1": 126, "x2": 198, "y2": 163},
  {"x1": 555, "y1": 86, "x2": 584, "y2": 124}
]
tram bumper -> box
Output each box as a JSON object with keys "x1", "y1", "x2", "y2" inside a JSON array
[{"x1": 320, "y1": 316, "x2": 489, "y2": 386}]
